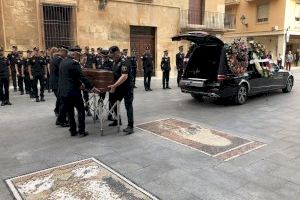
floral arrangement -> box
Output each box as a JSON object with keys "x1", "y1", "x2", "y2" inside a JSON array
[
  {"x1": 248, "y1": 40, "x2": 266, "y2": 58},
  {"x1": 225, "y1": 38, "x2": 248, "y2": 76}
]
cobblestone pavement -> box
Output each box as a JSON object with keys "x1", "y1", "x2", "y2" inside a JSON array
[{"x1": 0, "y1": 70, "x2": 299, "y2": 200}]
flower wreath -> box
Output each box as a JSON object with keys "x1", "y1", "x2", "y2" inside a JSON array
[{"x1": 225, "y1": 39, "x2": 248, "y2": 76}]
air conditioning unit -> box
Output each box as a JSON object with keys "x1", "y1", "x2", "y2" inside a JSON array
[{"x1": 272, "y1": 26, "x2": 279, "y2": 31}]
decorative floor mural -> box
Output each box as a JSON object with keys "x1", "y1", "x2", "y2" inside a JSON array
[
  {"x1": 6, "y1": 158, "x2": 158, "y2": 200},
  {"x1": 137, "y1": 118, "x2": 266, "y2": 161}
]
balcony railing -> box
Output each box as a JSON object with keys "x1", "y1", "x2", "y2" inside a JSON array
[
  {"x1": 225, "y1": 0, "x2": 240, "y2": 5},
  {"x1": 181, "y1": 10, "x2": 236, "y2": 31}
]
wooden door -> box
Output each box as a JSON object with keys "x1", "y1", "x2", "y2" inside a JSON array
[
  {"x1": 188, "y1": 0, "x2": 205, "y2": 25},
  {"x1": 130, "y1": 26, "x2": 156, "y2": 77}
]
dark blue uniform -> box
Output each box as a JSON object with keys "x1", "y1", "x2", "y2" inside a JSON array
[
  {"x1": 161, "y1": 56, "x2": 171, "y2": 89},
  {"x1": 141, "y1": 52, "x2": 153, "y2": 91},
  {"x1": 110, "y1": 57, "x2": 134, "y2": 128},
  {"x1": 29, "y1": 56, "x2": 46, "y2": 100},
  {"x1": 129, "y1": 56, "x2": 137, "y2": 87},
  {"x1": 15, "y1": 56, "x2": 25, "y2": 94},
  {"x1": 0, "y1": 56, "x2": 10, "y2": 105},
  {"x1": 50, "y1": 55, "x2": 63, "y2": 115},
  {"x1": 7, "y1": 52, "x2": 18, "y2": 91},
  {"x1": 24, "y1": 58, "x2": 31, "y2": 94},
  {"x1": 176, "y1": 52, "x2": 184, "y2": 86}
]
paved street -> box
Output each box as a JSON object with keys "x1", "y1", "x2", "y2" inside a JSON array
[{"x1": 1, "y1": 70, "x2": 300, "y2": 200}]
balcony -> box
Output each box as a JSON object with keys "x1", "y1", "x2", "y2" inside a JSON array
[
  {"x1": 225, "y1": 0, "x2": 240, "y2": 5},
  {"x1": 180, "y1": 10, "x2": 236, "y2": 32}
]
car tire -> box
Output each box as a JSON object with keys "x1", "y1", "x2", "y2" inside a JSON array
[
  {"x1": 282, "y1": 77, "x2": 293, "y2": 93},
  {"x1": 234, "y1": 84, "x2": 248, "y2": 105},
  {"x1": 191, "y1": 94, "x2": 204, "y2": 101}
]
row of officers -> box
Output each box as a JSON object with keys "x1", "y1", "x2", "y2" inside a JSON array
[{"x1": 0, "y1": 45, "x2": 185, "y2": 106}]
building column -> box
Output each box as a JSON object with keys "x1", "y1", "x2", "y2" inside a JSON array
[{"x1": 277, "y1": 34, "x2": 286, "y2": 64}]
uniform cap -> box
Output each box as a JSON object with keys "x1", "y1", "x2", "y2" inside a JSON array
[
  {"x1": 100, "y1": 49, "x2": 109, "y2": 56},
  {"x1": 164, "y1": 50, "x2": 168, "y2": 53},
  {"x1": 33, "y1": 47, "x2": 39, "y2": 51},
  {"x1": 179, "y1": 45, "x2": 183, "y2": 48},
  {"x1": 84, "y1": 46, "x2": 89, "y2": 50},
  {"x1": 91, "y1": 48, "x2": 95, "y2": 51},
  {"x1": 12, "y1": 45, "x2": 17, "y2": 49},
  {"x1": 123, "y1": 49, "x2": 128, "y2": 52},
  {"x1": 97, "y1": 47, "x2": 102, "y2": 51},
  {"x1": 145, "y1": 46, "x2": 150, "y2": 50},
  {"x1": 109, "y1": 46, "x2": 120, "y2": 55}
]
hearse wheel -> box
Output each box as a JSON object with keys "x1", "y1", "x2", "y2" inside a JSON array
[
  {"x1": 282, "y1": 77, "x2": 293, "y2": 93},
  {"x1": 191, "y1": 93, "x2": 204, "y2": 101},
  {"x1": 234, "y1": 84, "x2": 248, "y2": 105}
]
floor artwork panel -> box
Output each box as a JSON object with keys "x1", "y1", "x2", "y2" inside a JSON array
[
  {"x1": 137, "y1": 118, "x2": 266, "y2": 161},
  {"x1": 6, "y1": 158, "x2": 159, "y2": 200}
]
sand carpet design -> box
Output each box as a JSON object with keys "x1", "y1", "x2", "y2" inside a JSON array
[
  {"x1": 137, "y1": 118, "x2": 266, "y2": 161},
  {"x1": 6, "y1": 158, "x2": 159, "y2": 200}
]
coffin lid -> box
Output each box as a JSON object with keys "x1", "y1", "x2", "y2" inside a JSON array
[{"x1": 172, "y1": 32, "x2": 224, "y2": 46}]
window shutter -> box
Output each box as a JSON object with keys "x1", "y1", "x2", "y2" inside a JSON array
[{"x1": 257, "y1": 4, "x2": 269, "y2": 22}]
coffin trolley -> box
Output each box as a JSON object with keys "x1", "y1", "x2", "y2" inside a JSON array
[{"x1": 82, "y1": 69, "x2": 120, "y2": 135}]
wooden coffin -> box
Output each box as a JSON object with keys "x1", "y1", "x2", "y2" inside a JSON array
[{"x1": 82, "y1": 69, "x2": 114, "y2": 92}]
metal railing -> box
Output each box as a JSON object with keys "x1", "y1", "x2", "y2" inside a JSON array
[{"x1": 181, "y1": 10, "x2": 236, "y2": 30}]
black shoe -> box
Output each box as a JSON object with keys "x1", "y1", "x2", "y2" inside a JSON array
[
  {"x1": 107, "y1": 115, "x2": 114, "y2": 121},
  {"x1": 1, "y1": 102, "x2": 5, "y2": 106},
  {"x1": 5, "y1": 101, "x2": 12, "y2": 105},
  {"x1": 40, "y1": 97, "x2": 45, "y2": 102},
  {"x1": 20, "y1": 91, "x2": 24, "y2": 95},
  {"x1": 14, "y1": 88, "x2": 17, "y2": 92},
  {"x1": 48, "y1": 90, "x2": 51, "y2": 93},
  {"x1": 163, "y1": 87, "x2": 166, "y2": 89},
  {"x1": 123, "y1": 126, "x2": 134, "y2": 135},
  {"x1": 134, "y1": 85, "x2": 137, "y2": 88},
  {"x1": 166, "y1": 87, "x2": 171, "y2": 89},
  {"x1": 30, "y1": 94, "x2": 34, "y2": 98},
  {"x1": 56, "y1": 121, "x2": 69, "y2": 127},
  {"x1": 26, "y1": 91, "x2": 29, "y2": 94},
  {"x1": 78, "y1": 131, "x2": 89, "y2": 137},
  {"x1": 145, "y1": 88, "x2": 149, "y2": 91},
  {"x1": 86, "y1": 110, "x2": 92, "y2": 116},
  {"x1": 148, "y1": 88, "x2": 153, "y2": 91},
  {"x1": 109, "y1": 120, "x2": 122, "y2": 126},
  {"x1": 36, "y1": 98, "x2": 40, "y2": 102},
  {"x1": 70, "y1": 131, "x2": 78, "y2": 137}
]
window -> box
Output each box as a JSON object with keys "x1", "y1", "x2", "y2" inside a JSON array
[
  {"x1": 257, "y1": 4, "x2": 269, "y2": 23},
  {"x1": 42, "y1": 4, "x2": 76, "y2": 49},
  {"x1": 295, "y1": 3, "x2": 300, "y2": 21}
]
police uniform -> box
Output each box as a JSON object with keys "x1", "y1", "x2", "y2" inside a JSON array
[
  {"x1": 109, "y1": 46, "x2": 134, "y2": 131},
  {"x1": 176, "y1": 49, "x2": 185, "y2": 86},
  {"x1": 161, "y1": 52, "x2": 171, "y2": 89},
  {"x1": 29, "y1": 55, "x2": 47, "y2": 102},
  {"x1": 141, "y1": 50, "x2": 154, "y2": 91},
  {"x1": 0, "y1": 52, "x2": 11, "y2": 106},
  {"x1": 129, "y1": 54, "x2": 138, "y2": 88},
  {"x1": 44, "y1": 55, "x2": 51, "y2": 92},
  {"x1": 15, "y1": 55, "x2": 25, "y2": 95},
  {"x1": 24, "y1": 54, "x2": 32, "y2": 94},
  {"x1": 50, "y1": 54, "x2": 63, "y2": 116},
  {"x1": 58, "y1": 52, "x2": 93, "y2": 136},
  {"x1": 7, "y1": 51, "x2": 18, "y2": 91}
]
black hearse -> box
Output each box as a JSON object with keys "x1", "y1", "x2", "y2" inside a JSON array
[{"x1": 172, "y1": 33, "x2": 294, "y2": 105}]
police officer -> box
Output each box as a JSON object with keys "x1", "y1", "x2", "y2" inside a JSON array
[
  {"x1": 122, "y1": 49, "x2": 129, "y2": 60},
  {"x1": 15, "y1": 51, "x2": 25, "y2": 95},
  {"x1": 108, "y1": 46, "x2": 134, "y2": 134},
  {"x1": 129, "y1": 49, "x2": 138, "y2": 88},
  {"x1": 7, "y1": 46, "x2": 18, "y2": 92},
  {"x1": 58, "y1": 46, "x2": 93, "y2": 137},
  {"x1": 25, "y1": 50, "x2": 34, "y2": 98},
  {"x1": 28, "y1": 47, "x2": 47, "y2": 102},
  {"x1": 94, "y1": 47, "x2": 104, "y2": 70},
  {"x1": 161, "y1": 50, "x2": 171, "y2": 89},
  {"x1": 176, "y1": 46, "x2": 185, "y2": 87},
  {"x1": 0, "y1": 47, "x2": 12, "y2": 106},
  {"x1": 82, "y1": 46, "x2": 95, "y2": 116},
  {"x1": 141, "y1": 47, "x2": 154, "y2": 91},
  {"x1": 44, "y1": 49, "x2": 51, "y2": 93}
]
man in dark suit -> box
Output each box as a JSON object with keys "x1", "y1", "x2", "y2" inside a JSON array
[
  {"x1": 58, "y1": 47, "x2": 93, "y2": 137},
  {"x1": 176, "y1": 46, "x2": 185, "y2": 87},
  {"x1": 161, "y1": 50, "x2": 171, "y2": 89},
  {"x1": 141, "y1": 47, "x2": 154, "y2": 91}
]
